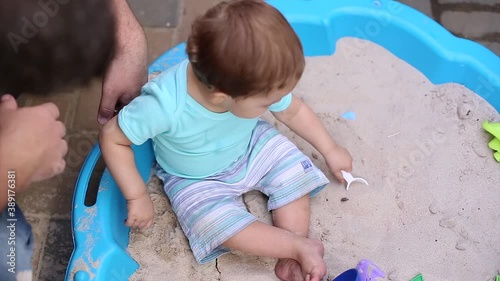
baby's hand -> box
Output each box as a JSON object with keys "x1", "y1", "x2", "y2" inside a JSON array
[
  {"x1": 125, "y1": 192, "x2": 154, "y2": 229},
  {"x1": 324, "y1": 145, "x2": 353, "y2": 183}
]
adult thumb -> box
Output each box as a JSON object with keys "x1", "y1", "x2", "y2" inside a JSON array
[
  {"x1": 98, "y1": 92, "x2": 118, "y2": 125},
  {"x1": 0, "y1": 94, "x2": 18, "y2": 111}
]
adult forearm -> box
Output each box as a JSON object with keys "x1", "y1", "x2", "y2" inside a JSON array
[
  {"x1": 99, "y1": 0, "x2": 146, "y2": 124},
  {"x1": 112, "y1": 0, "x2": 145, "y2": 53}
]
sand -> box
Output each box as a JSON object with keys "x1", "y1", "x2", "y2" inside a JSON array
[{"x1": 128, "y1": 37, "x2": 500, "y2": 281}]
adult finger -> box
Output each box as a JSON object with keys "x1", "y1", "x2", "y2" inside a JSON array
[
  {"x1": 53, "y1": 159, "x2": 66, "y2": 176},
  {"x1": 37, "y1": 102, "x2": 60, "y2": 119},
  {"x1": 32, "y1": 159, "x2": 65, "y2": 183},
  {"x1": 56, "y1": 121, "x2": 66, "y2": 138},
  {"x1": 0, "y1": 94, "x2": 18, "y2": 110},
  {"x1": 60, "y1": 139, "x2": 68, "y2": 158},
  {"x1": 98, "y1": 90, "x2": 118, "y2": 125}
]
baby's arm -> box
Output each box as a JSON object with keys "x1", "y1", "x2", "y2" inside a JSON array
[
  {"x1": 99, "y1": 116, "x2": 154, "y2": 229},
  {"x1": 272, "y1": 95, "x2": 352, "y2": 182}
]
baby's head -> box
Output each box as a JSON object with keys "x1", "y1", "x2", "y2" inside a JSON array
[{"x1": 187, "y1": 0, "x2": 305, "y2": 118}]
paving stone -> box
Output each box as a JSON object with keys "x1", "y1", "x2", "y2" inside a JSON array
[
  {"x1": 14, "y1": 94, "x2": 33, "y2": 107},
  {"x1": 479, "y1": 41, "x2": 500, "y2": 56},
  {"x1": 17, "y1": 172, "x2": 79, "y2": 218},
  {"x1": 37, "y1": 219, "x2": 73, "y2": 281},
  {"x1": 24, "y1": 216, "x2": 49, "y2": 281},
  {"x1": 176, "y1": 0, "x2": 227, "y2": 43},
  {"x1": 72, "y1": 79, "x2": 102, "y2": 130},
  {"x1": 145, "y1": 27, "x2": 176, "y2": 65},
  {"x1": 438, "y1": 0, "x2": 500, "y2": 5},
  {"x1": 441, "y1": 11, "x2": 500, "y2": 38},
  {"x1": 27, "y1": 92, "x2": 78, "y2": 128},
  {"x1": 128, "y1": 0, "x2": 180, "y2": 27},
  {"x1": 65, "y1": 130, "x2": 99, "y2": 173},
  {"x1": 397, "y1": 0, "x2": 434, "y2": 18}
]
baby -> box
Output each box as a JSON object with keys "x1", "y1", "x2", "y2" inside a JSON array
[{"x1": 99, "y1": 1, "x2": 352, "y2": 280}]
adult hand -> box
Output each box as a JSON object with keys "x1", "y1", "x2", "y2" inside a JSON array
[
  {"x1": 98, "y1": 0, "x2": 148, "y2": 125},
  {"x1": 0, "y1": 95, "x2": 68, "y2": 192},
  {"x1": 99, "y1": 38, "x2": 147, "y2": 124}
]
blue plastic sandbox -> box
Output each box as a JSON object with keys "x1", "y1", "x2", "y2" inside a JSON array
[{"x1": 65, "y1": 0, "x2": 500, "y2": 280}]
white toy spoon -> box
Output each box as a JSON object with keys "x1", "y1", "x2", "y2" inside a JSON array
[{"x1": 341, "y1": 170, "x2": 369, "y2": 190}]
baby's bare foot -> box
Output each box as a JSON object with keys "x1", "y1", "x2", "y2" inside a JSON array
[
  {"x1": 296, "y1": 239, "x2": 326, "y2": 281},
  {"x1": 275, "y1": 258, "x2": 304, "y2": 281}
]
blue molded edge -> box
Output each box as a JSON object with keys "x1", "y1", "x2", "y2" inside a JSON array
[
  {"x1": 149, "y1": 42, "x2": 188, "y2": 74},
  {"x1": 66, "y1": 142, "x2": 155, "y2": 281},
  {"x1": 267, "y1": 0, "x2": 499, "y2": 112},
  {"x1": 66, "y1": 0, "x2": 500, "y2": 280}
]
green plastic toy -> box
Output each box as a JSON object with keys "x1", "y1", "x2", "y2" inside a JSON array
[
  {"x1": 496, "y1": 275, "x2": 500, "y2": 281},
  {"x1": 490, "y1": 138, "x2": 500, "y2": 151},
  {"x1": 483, "y1": 121, "x2": 500, "y2": 163},
  {"x1": 483, "y1": 121, "x2": 500, "y2": 139},
  {"x1": 410, "y1": 274, "x2": 424, "y2": 281}
]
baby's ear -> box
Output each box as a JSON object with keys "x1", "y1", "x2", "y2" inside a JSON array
[{"x1": 210, "y1": 91, "x2": 231, "y2": 104}]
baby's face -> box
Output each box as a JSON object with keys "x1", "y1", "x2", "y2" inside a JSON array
[{"x1": 224, "y1": 87, "x2": 290, "y2": 119}]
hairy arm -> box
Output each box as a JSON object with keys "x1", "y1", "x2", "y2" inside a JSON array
[
  {"x1": 112, "y1": 0, "x2": 145, "y2": 52},
  {"x1": 99, "y1": 0, "x2": 147, "y2": 124}
]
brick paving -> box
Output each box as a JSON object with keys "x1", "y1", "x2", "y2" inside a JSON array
[
  {"x1": 441, "y1": 11, "x2": 500, "y2": 38},
  {"x1": 432, "y1": 0, "x2": 500, "y2": 54},
  {"x1": 15, "y1": 0, "x2": 498, "y2": 280},
  {"x1": 401, "y1": 0, "x2": 500, "y2": 55}
]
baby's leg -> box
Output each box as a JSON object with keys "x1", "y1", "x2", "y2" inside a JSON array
[
  {"x1": 273, "y1": 195, "x2": 326, "y2": 281},
  {"x1": 222, "y1": 210, "x2": 326, "y2": 281}
]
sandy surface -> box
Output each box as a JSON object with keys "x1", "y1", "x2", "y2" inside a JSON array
[{"x1": 128, "y1": 38, "x2": 500, "y2": 281}]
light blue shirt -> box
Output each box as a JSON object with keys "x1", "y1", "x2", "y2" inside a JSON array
[{"x1": 118, "y1": 60, "x2": 292, "y2": 178}]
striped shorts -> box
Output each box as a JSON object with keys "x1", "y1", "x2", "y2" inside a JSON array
[{"x1": 155, "y1": 120, "x2": 329, "y2": 264}]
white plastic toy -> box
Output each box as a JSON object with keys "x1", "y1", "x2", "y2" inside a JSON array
[{"x1": 341, "y1": 170, "x2": 369, "y2": 190}]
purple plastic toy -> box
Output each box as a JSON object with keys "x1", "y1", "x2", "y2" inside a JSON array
[{"x1": 356, "y1": 259, "x2": 386, "y2": 281}]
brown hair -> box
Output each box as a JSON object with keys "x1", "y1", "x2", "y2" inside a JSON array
[{"x1": 187, "y1": 0, "x2": 305, "y2": 98}]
